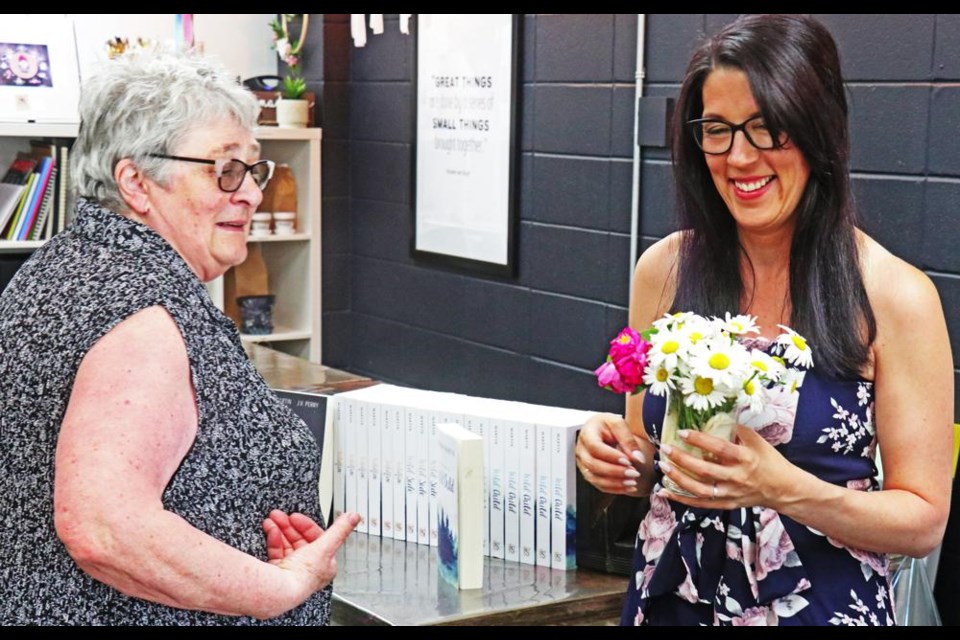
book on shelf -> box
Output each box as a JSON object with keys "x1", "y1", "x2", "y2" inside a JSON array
[
  {"x1": 0, "y1": 183, "x2": 24, "y2": 236},
  {"x1": 272, "y1": 388, "x2": 335, "y2": 526},
  {"x1": 436, "y1": 421, "x2": 484, "y2": 590}
]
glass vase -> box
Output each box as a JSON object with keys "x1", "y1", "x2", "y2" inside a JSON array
[{"x1": 660, "y1": 395, "x2": 736, "y2": 498}]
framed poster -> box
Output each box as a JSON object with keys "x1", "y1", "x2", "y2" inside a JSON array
[
  {"x1": 0, "y1": 15, "x2": 81, "y2": 124},
  {"x1": 412, "y1": 14, "x2": 520, "y2": 277}
]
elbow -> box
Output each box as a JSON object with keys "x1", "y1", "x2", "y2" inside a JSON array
[{"x1": 54, "y1": 506, "x2": 113, "y2": 573}]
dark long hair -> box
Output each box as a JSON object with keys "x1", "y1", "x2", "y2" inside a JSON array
[{"x1": 670, "y1": 14, "x2": 875, "y2": 379}]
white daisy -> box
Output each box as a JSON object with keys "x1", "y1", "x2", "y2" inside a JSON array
[
  {"x1": 781, "y1": 368, "x2": 807, "y2": 393},
  {"x1": 689, "y1": 337, "x2": 750, "y2": 392},
  {"x1": 776, "y1": 325, "x2": 814, "y2": 369},
  {"x1": 737, "y1": 375, "x2": 768, "y2": 414},
  {"x1": 680, "y1": 375, "x2": 727, "y2": 412},
  {"x1": 647, "y1": 326, "x2": 688, "y2": 372},
  {"x1": 720, "y1": 312, "x2": 760, "y2": 337},
  {"x1": 677, "y1": 314, "x2": 720, "y2": 349},
  {"x1": 642, "y1": 363, "x2": 675, "y2": 397},
  {"x1": 748, "y1": 349, "x2": 786, "y2": 384}
]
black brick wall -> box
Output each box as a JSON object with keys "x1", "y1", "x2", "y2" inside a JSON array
[{"x1": 316, "y1": 14, "x2": 960, "y2": 617}]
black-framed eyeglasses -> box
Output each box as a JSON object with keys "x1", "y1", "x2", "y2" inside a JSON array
[
  {"x1": 147, "y1": 154, "x2": 276, "y2": 193},
  {"x1": 686, "y1": 115, "x2": 787, "y2": 155}
]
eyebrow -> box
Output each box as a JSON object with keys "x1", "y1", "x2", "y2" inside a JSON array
[
  {"x1": 699, "y1": 111, "x2": 763, "y2": 121},
  {"x1": 209, "y1": 141, "x2": 262, "y2": 156}
]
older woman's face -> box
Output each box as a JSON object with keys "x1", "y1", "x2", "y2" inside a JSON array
[
  {"x1": 701, "y1": 67, "x2": 810, "y2": 238},
  {"x1": 145, "y1": 119, "x2": 263, "y2": 281}
]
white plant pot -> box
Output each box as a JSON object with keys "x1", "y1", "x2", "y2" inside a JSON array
[{"x1": 275, "y1": 98, "x2": 309, "y2": 128}]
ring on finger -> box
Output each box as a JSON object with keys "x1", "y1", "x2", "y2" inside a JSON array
[{"x1": 712, "y1": 482, "x2": 719, "y2": 500}]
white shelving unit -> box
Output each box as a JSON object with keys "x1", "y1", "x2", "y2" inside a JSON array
[{"x1": 1, "y1": 123, "x2": 323, "y2": 362}]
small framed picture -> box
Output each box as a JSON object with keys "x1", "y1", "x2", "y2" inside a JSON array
[{"x1": 0, "y1": 15, "x2": 81, "y2": 124}]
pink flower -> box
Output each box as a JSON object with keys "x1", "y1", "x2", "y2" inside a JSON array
[
  {"x1": 754, "y1": 508, "x2": 796, "y2": 581},
  {"x1": 731, "y1": 606, "x2": 778, "y2": 626},
  {"x1": 639, "y1": 491, "x2": 677, "y2": 560},
  {"x1": 738, "y1": 386, "x2": 798, "y2": 445},
  {"x1": 596, "y1": 327, "x2": 652, "y2": 394},
  {"x1": 595, "y1": 361, "x2": 631, "y2": 394}
]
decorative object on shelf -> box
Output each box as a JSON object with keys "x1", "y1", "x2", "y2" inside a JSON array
[
  {"x1": 223, "y1": 244, "x2": 270, "y2": 328},
  {"x1": 259, "y1": 163, "x2": 298, "y2": 219},
  {"x1": 273, "y1": 211, "x2": 296, "y2": 235},
  {"x1": 250, "y1": 212, "x2": 273, "y2": 237},
  {"x1": 269, "y1": 14, "x2": 312, "y2": 128},
  {"x1": 237, "y1": 294, "x2": 276, "y2": 335},
  {"x1": 0, "y1": 15, "x2": 81, "y2": 124}
]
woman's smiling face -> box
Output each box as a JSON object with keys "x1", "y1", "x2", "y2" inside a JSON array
[{"x1": 701, "y1": 67, "x2": 810, "y2": 238}]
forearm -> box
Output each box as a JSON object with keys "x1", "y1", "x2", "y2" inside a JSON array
[
  {"x1": 58, "y1": 506, "x2": 313, "y2": 619},
  {"x1": 772, "y1": 466, "x2": 946, "y2": 558}
]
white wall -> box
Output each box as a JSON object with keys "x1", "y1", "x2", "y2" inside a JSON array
[{"x1": 69, "y1": 14, "x2": 277, "y2": 82}]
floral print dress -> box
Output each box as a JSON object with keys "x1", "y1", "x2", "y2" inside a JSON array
[{"x1": 621, "y1": 338, "x2": 893, "y2": 626}]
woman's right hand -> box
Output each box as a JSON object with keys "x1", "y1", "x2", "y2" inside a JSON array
[
  {"x1": 269, "y1": 511, "x2": 360, "y2": 595},
  {"x1": 575, "y1": 412, "x2": 651, "y2": 496}
]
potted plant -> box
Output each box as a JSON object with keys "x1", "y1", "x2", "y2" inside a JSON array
[{"x1": 270, "y1": 14, "x2": 310, "y2": 127}]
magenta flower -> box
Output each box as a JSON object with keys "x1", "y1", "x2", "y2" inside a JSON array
[{"x1": 595, "y1": 327, "x2": 652, "y2": 394}]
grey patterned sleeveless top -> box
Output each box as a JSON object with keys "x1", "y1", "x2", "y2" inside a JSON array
[{"x1": 0, "y1": 199, "x2": 330, "y2": 625}]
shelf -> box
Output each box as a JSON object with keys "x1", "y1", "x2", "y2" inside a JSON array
[
  {"x1": 240, "y1": 327, "x2": 312, "y2": 344},
  {"x1": 0, "y1": 122, "x2": 79, "y2": 138},
  {"x1": 247, "y1": 233, "x2": 310, "y2": 243},
  {"x1": 253, "y1": 126, "x2": 322, "y2": 142},
  {"x1": 0, "y1": 240, "x2": 44, "y2": 253}
]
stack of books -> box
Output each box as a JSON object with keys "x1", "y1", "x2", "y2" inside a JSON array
[
  {"x1": 0, "y1": 140, "x2": 72, "y2": 241},
  {"x1": 328, "y1": 383, "x2": 594, "y2": 574}
]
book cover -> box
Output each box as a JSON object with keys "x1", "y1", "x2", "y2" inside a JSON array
[
  {"x1": 430, "y1": 404, "x2": 464, "y2": 547},
  {"x1": 436, "y1": 422, "x2": 484, "y2": 590},
  {"x1": 0, "y1": 183, "x2": 24, "y2": 236},
  {"x1": 546, "y1": 407, "x2": 593, "y2": 570},
  {"x1": 272, "y1": 388, "x2": 332, "y2": 525}
]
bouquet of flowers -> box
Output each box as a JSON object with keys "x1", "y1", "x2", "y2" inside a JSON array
[{"x1": 595, "y1": 312, "x2": 813, "y2": 439}]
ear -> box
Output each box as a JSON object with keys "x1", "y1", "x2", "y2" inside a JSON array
[{"x1": 114, "y1": 158, "x2": 152, "y2": 215}]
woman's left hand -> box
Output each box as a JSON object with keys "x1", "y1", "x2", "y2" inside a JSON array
[
  {"x1": 263, "y1": 510, "x2": 324, "y2": 563},
  {"x1": 656, "y1": 424, "x2": 792, "y2": 509}
]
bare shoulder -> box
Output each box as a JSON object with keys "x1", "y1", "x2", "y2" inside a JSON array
[
  {"x1": 77, "y1": 305, "x2": 190, "y2": 398},
  {"x1": 858, "y1": 231, "x2": 945, "y2": 329},
  {"x1": 630, "y1": 232, "x2": 682, "y2": 327}
]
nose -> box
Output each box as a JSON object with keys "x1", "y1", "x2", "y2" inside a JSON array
[
  {"x1": 233, "y1": 169, "x2": 264, "y2": 208},
  {"x1": 726, "y1": 129, "x2": 760, "y2": 168}
]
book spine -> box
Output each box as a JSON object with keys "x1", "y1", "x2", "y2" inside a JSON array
[
  {"x1": 415, "y1": 409, "x2": 430, "y2": 545},
  {"x1": 457, "y1": 434, "x2": 484, "y2": 589},
  {"x1": 404, "y1": 407, "x2": 418, "y2": 542},
  {"x1": 488, "y1": 418, "x2": 505, "y2": 559},
  {"x1": 535, "y1": 423, "x2": 552, "y2": 567},
  {"x1": 343, "y1": 398, "x2": 358, "y2": 531},
  {"x1": 504, "y1": 420, "x2": 520, "y2": 562},
  {"x1": 355, "y1": 399, "x2": 369, "y2": 534},
  {"x1": 464, "y1": 414, "x2": 490, "y2": 557},
  {"x1": 380, "y1": 401, "x2": 394, "y2": 539},
  {"x1": 551, "y1": 424, "x2": 579, "y2": 570},
  {"x1": 333, "y1": 398, "x2": 345, "y2": 521},
  {"x1": 428, "y1": 410, "x2": 440, "y2": 547},
  {"x1": 367, "y1": 401, "x2": 381, "y2": 537},
  {"x1": 519, "y1": 420, "x2": 537, "y2": 565},
  {"x1": 391, "y1": 403, "x2": 407, "y2": 541}
]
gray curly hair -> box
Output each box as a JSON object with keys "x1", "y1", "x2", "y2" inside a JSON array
[{"x1": 72, "y1": 52, "x2": 260, "y2": 213}]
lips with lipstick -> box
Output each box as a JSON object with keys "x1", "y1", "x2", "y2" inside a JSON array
[{"x1": 733, "y1": 176, "x2": 774, "y2": 198}]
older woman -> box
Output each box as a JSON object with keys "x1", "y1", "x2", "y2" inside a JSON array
[
  {"x1": 0, "y1": 53, "x2": 358, "y2": 625},
  {"x1": 576, "y1": 15, "x2": 952, "y2": 625}
]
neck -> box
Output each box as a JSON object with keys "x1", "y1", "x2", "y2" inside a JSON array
[{"x1": 738, "y1": 227, "x2": 793, "y2": 333}]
